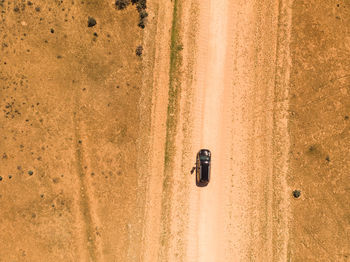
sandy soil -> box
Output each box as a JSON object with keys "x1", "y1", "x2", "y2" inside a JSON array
[
  {"x1": 287, "y1": 1, "x2": 350, "y2": 260},
  {"x1": 0, "y1": 1, "x2": 153, "y2": 261}
]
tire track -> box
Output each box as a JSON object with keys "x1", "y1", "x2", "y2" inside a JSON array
[
  {"x1": 271, "y1": 0, "x2": 293, "y2": 260},
  {"x1": 140, "y1": 0, "x2": 174, "y2": 261},
  {"x1": 73, "y1": 90, "x2": 100, "y2": 262},
  {"x1": 166, "y1": 0, "x2": 199, "y2": 260}
]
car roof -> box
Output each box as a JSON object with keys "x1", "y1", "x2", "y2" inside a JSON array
[{"x1": 200, "y1": 162, "x2": 209, "y2": 181}]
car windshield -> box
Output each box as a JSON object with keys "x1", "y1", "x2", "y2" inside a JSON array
[{"x1": 200, "y1": 155, "x2": 210, "y2": 161}]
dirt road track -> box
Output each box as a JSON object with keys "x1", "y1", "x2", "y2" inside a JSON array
[
  {"x1": 143, "y1": 0, "x2": 293, "y2": 261},
  {"x1": 186, "y1": 0, "x2": 292, "y2": 261},
  {"x1": 140, "y1": 0, "x2": 174, "y2": 261}
]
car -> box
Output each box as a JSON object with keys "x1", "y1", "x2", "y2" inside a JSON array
[{"x1": 196, "y1": 149, "x2": 211, "y2": 187}]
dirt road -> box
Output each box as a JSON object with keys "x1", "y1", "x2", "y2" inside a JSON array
[
  {"x1": 145, "y1": 0, "x2": 293, "y2": 261},
  {"x1": 149, "y1": 0, "x2": 349, "y2": 260}
]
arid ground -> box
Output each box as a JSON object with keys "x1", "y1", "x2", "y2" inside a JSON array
[{"x1": 0, "y1": 0, "x2": 349, "y2": 261}]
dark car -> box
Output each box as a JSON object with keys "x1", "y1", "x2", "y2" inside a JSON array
[{"x1": 196, "y1": 149, "x2": 211, "y2": 187}]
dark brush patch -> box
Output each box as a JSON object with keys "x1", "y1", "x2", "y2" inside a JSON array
[{"x1": 114, "y1": 0, "x2": 148, "y2": 29}]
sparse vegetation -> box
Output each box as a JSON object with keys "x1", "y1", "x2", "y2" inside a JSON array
[
  {"x1": 135, "y1": 45, "x2": 143, "y2": 56},
  {"x1": 115, "y1": 0, "x2": 148, "y2": 29},
  {"x1": 160, "y1": 0, "x2": 183, "y2": 258},
  {"x1": 138, "y1": 20, "x2": 145, "y2": 29},
  {"x1": 139, "y1": 10, "x2": 148, "y2": 19},
  {"x1": 164, "y1": 0, "x2": 181, "y2": 168},
  {"x1": 115, "y1": 0, "x2": 130, "y2": 10},
  {"x1": 134, "y1": 0, "x2": 148, "y2": 29}
]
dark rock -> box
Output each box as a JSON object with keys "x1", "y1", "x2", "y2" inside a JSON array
[
  {"x1": 28, "y1": 170, "x2": 33, "y2": 176},
  {"x1": 308, "y1": 145, "x2": 316, "y2": 152},
  {"x1": 88, "y1": 17, "x2": 96, "y2": 27},
  {"x1": 293, "y1": 190, "x2": 301, "y2": 198}
]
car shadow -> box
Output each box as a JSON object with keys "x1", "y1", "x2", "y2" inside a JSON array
[
  {"x1": 190, "y1": 166, "x2": 196, "y2": 174},
  {"x1": 196, "y1": 180, "x2": 208, "y2": 187}
]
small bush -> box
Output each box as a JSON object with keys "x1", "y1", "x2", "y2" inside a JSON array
[
  {"x1": 136, "y1": 45, "x2": 143, "y2": 56},
  {"x1": 139, "y1": 10, "x2": 148, "y2": 19},
  {"x1": 115, "y1": 0, "x2": 131, "y2": 10},
  {"x1": 115, "y1": 0, "x2": 147, "y2": 29},
  {"x1": 138, "y1": 20, "x2": 145, "y2": 29},
  {"x1": 138, "y1": 0, "x2": 146, "y2": 9}
]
